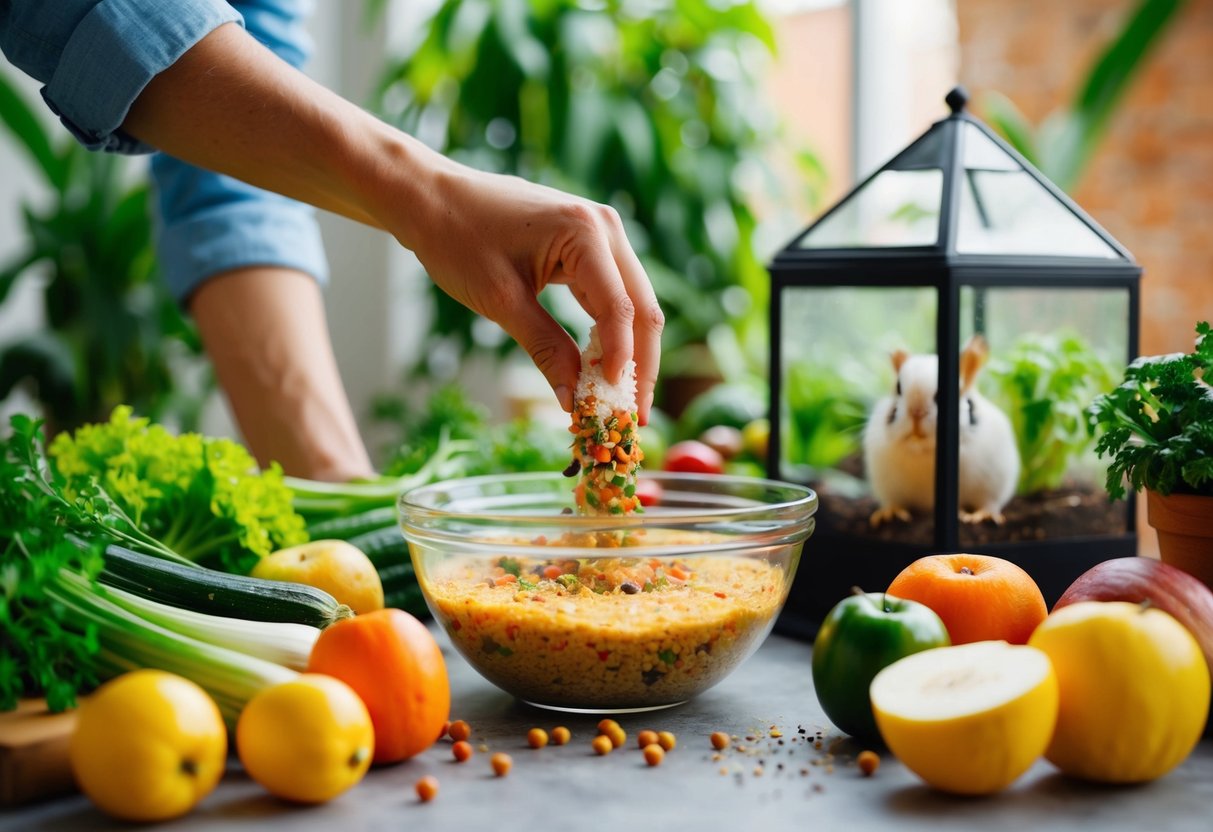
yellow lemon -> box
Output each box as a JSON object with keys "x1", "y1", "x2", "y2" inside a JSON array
[
  {"x1": 236, "y1": 674, "x2": 374, "y2": 803},
  {"x1": 253, "y1": 539, "x2": 383, "y2": 614},
  {"x1": 1029, "y1": 600, "x2": 1210, "y2": 783},
  {"x1": 69, "y1": 670, "x2": 226, "y2": 822},
  {"x1": 870, "y1": 641, "x2": 1058, "y2": 795}
]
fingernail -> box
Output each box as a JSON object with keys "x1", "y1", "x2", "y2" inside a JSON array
[
  {"x1": 638, "y1": 391, "x2": 653, "y2": 425},
  {"x1": 555, "y1": 385, "x2": 572, "y2": 412}
]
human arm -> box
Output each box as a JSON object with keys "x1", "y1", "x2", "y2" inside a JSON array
[
  {"x1": 121, "y1": 22, "x2": 664, "y2": 420},
  {"x1": 189, "y1": 267, "x2": 374, "y2": 481}
]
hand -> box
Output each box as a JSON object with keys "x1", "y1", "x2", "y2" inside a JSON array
[
  {"x1": 123, "y1": 24, "x2": 664, "y2": 421},
  {"x1": 388, "y1": 165, "x2": 663, "y2": 421}
]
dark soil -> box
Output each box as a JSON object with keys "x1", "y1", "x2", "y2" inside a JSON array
[{"x1": 812, "y1": 479, "x2": 1129, "y2": 547}]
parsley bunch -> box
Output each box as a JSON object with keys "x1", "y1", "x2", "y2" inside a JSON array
[
  {"x1": 0, "y1": 416, "x2": 106, "y2": 710},
  {"x1": 1088, "y1": 322, "x2": 1213, "y2": 499},
  {"x1": 49, "y1": 407, "x2": 307, "y2": 574}
]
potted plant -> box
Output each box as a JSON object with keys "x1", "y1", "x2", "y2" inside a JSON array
[{"x1": 1088, "y1": 321, "x2": 1213, "y2": 587}]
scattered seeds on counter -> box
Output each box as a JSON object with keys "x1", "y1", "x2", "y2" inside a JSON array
[
  {"x1": 592, "y1": 735, "x2": 614, "y2": 756},
  {"x1": 478, "y1": 744, "x2": 490, "y2": 754},
  {"x1": 657, "y1": 731, "x2": 676, "y2": 751},
  {"x1": 528, "y1": 728, "x2": 549, "y2": 749},
  {"x1": 449, "y1": 720, "x2": 472, "y2": 742},
  {"x1": 637, "y1": 729, "x2": 659, "y2": 749},
  {"x1": 491, "y1": 753, "x2": 513, "y2": 777},
  {"x1": 415, "y1": 776, "x2": 439, "y2": 803},
  {"x1": 710, "y1": 731, "x2": 730, "y2": 750},
  {"x1": 452, "y1": 741, "x2": 473, "y2": 763},
  {"x1": 857, "y1": 750, "x2": 880, "y2": 777},
  {"x1": 643, "y1": 744, "x2": 665, "y2": 767},
  {"x1": 551, "y1": 726, "x2": 571, "y2": 746}
]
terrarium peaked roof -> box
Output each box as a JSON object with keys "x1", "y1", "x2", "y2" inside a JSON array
[{"x1": 779, "y1": 87, "x2": 1135, "y2": 267}]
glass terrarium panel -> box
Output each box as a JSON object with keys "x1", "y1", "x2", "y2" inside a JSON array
[
  {"x1": 797, "y1": 170, "x2": 942, "y2": 249},
  {"x1": 956, "y1": 285, "x2": 1131, "y2": 548},
  {"x1": 779, "y1": 285, "x2": 938, "y2": 547},
  {"x1": 956, "y1": 124, "x2": 1121, "y2": 258}
]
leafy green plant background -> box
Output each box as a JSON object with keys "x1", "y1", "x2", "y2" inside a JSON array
[
  {"x1": 0, "y1": 74, "x2": 208, "y2": 434},
  {"x1": 981, "y1": 0, "x2": 1185, "y2": 193},
  {"x1": 369, "y1": 0, "x2": 790, "y2": 398}
]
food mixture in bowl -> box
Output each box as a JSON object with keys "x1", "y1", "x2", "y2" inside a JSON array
[
  {"x1": 420, "y1": 530, "x2": 788, "y2": 710},
  {"x1": 402, "y1": 470, "x2": 816, "y2": 712}
]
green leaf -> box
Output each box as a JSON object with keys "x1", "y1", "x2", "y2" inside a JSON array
[
  {"x1": 0, "y1": 334, "x2": 79, "y2": 415},
  {"x1": 0, "y1": 249, "x2": 39, "y2": 306},
  {"x1": 0, "y1": 72, "x2": 68, "y2": 191},
  {"x1": 978, "y1": 91, "x2": 1041, "y2": 167},
  {"x1": 1074, "y1": 0, "x2": 1184, "y2": 133}
]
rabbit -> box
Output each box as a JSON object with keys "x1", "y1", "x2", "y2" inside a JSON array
[{"x1": 863, "y1": 335, "x2": 1020, "y2": 527}]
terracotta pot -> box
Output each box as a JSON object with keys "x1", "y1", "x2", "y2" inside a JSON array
[{"x1": 1147, "y1": 490, "x2": 1213, "y2": 591}]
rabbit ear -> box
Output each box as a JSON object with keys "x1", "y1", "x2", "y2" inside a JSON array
[
  {"x1": 960, "y1": 335, "x2": 989, "y2": 391},
  {"x1": 891, "y1": 349, "x2": 910, "y2": 373}
]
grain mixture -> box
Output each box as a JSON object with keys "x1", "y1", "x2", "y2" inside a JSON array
[{"x1": 423, "y1": 531, "x2": 787, "y2": 709}]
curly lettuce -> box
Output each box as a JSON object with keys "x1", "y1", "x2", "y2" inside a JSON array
[{"x1": 49, "y1": 407, "x2": 307, "y2": 574}]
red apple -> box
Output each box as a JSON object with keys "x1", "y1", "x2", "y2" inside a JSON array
[{"x1": 1054, "y1": 557, "x2": 1213, "y2": 676}]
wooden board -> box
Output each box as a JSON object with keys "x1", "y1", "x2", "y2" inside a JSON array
[{"x1": 0, "y1": 699, "x2": 78, "y2": 807}]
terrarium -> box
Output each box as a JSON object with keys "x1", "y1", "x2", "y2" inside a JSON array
[{"x1": 767, "y1": 87, "x2": 1141, "y2": 637}]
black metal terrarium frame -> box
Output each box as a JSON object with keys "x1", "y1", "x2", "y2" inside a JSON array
[{"x1": 767, "y1": 88, "x2": 1142, "y2": 639}]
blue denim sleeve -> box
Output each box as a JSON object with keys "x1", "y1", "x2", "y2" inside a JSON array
[
  {"x1": 0, "y1": 0, "x2": 330, "y2": 301},
  {"x1": 0, "y1": 0, "x2": 242, "y2": 154},
  {"x1": 150, "y1": 0, "x2": 329, "y2": 302}
]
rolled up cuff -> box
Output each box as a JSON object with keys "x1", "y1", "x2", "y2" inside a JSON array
[
  {"x1": 41, "y1": 0, "x2": 242, "y2": 155},
  {"x1": 157, "y1": 199, "x2": 330, "y2": 304}
]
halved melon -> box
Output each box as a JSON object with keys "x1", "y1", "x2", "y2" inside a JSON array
[{"x1": 870, "y1": 641, "x2": 1058, "y2": 795}]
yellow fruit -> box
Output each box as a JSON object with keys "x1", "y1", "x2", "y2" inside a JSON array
[
  {"x1": 69, "y1": 670, "x2": 226, "y2": 822},
  {"x1": 1029, "y1": 600, "x2": 1210, "y2": 783},
  {"x1": 253, "y1": 539, "x2": 384, "y2": 614},
  {"x1": 870, "y1": 641, "x2": 1058, "y2": 795},
  {"x1": 236, "y1": 674, "x2": 374, "y2": 803}
]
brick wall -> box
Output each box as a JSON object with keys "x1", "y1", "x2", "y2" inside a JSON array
[
  {"x1": 957, "y1": 0, "x2": 1213, "y2": 557},
  {"x1": 957, "y1": 0, "x2": 1213, "y2": 356}
]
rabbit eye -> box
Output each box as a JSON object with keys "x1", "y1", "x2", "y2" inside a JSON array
[{"x1": 895, "y1": 379, "x2": 901, "y2": 396}]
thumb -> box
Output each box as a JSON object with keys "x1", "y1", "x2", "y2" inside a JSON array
[{"x1": 495, "y1": 294, "x2": 581, "y2": 412}]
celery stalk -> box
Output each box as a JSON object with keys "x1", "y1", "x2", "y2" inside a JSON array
[
  {"x1": 93, "y1": 577, "x2": 320, "y2": 671},
  {"x1": 47, "y1": 572, "x2": 297, "y2": 725}
]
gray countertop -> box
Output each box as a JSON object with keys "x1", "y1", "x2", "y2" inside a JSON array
[{"x1": 5, "y1": 627, "x2": 1212, "y2": 832}]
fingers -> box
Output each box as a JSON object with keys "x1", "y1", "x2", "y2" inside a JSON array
[
  {"x1": 493, "y1": 291, "x2": 581, "y2": 412},
  {"x1": 556, "y1": 205, "x2": 635, "y2": 386},
  {"x1": 606, "y1": 219, "x2": 663, "y2": 426}
]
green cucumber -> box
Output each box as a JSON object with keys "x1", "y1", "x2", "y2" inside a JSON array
[
  {"x1": 99, "y1": 545, "x2": 353, "y2": 629},
  {"x1": 305, "y1": 507, "x2": 399, "y2": 540},
  {"x1": 347, "y1": 526, "x2": 409, "y2": 567}
]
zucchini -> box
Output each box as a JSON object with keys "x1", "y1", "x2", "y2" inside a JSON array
[
  {"x1": 305, "y1": 506, "x2": 399, "y2": 540},
  {"x1": 376, "y1": 562, "x2": 415, "y2": 586},
  {"x1": 100, "y1": 545, "x2": 354, "y2": 629},
  {"x1": 384, "y1": 583, "x2": 429, "y2": 619},
  {"x1": 347, "y1": 526, "x2": 409, "y2": 567}
]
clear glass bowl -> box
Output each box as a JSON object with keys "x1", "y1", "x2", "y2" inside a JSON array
[{"x1": 399, "y1": 472, "x2": 817, "y2": 713}]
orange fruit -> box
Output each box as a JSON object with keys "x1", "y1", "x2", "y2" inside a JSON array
[
  {"x1": 886, "y1": 554, "x2": 1047, "y2": 645},
  {"x1": 308, "y1": 609, "x2": 449, "y2": 764}
]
